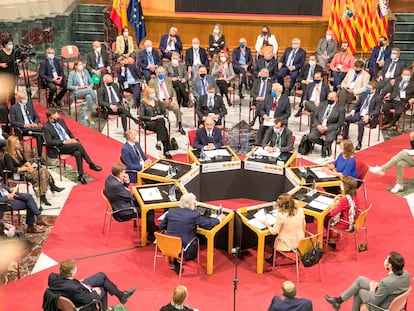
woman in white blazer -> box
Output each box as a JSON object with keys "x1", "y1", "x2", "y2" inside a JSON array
[{"x1": 255, "y1": 25, "x2": 278, "y2": 58}]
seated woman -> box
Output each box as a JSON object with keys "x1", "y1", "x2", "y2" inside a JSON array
[
  {"x1": 3, "y1": 136, "x2": 64, "y2": 206},
  {"x1": 208, "y1": 24, "x2": 226, "y2": 58},
  {"x1": 211, "y1": 51, "x2": 235, "y2": 106},
  {"x1": 140, "y1": 88, "x2": 172, "y2": 159},
  {"x1": 324, "y1": 176, "x2": 360, "y2": 249},
  {"x1": 67, "y1": 60, "x2": 97, "y2": 125},
  {"x1": 263, "y1": 193, "x2": 305, "y2": 262},
  {"x1": 114, "y1": 26, "x2": 134, "y2": 59}
]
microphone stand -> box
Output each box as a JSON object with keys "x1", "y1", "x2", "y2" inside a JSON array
[
  {"x1": 30, "y1": 131, "x2": 46, "y2": 211},
  {"x1": 232, "y1": 247, "x2": 240, "y2": 311},
  {"x1": 237, "y1": 96, "x2": 242, "y2": 153}
]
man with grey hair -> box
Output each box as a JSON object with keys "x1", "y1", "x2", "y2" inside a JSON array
[
  {"x1": 159, "y1": 193, "x2": 225, "y2": 274},
  {"x1": 250, "y1": 68, "x2": 272, "y2": 127},
  {"x1": 117, "y1": 56, "x2": 143, "y2": 108},
  {"x1": 159, "y1": 26, "x2": 183, "y2": 60},
  {"x1": 268, "y1": 280, "x2": 313, "y2": 311},
  {"x1": 138, "y1": 39, "x2": 162, "y2": 82}
]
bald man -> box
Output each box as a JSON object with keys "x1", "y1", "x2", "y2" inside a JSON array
[
  {"x1": 268, "y1": 280, "x2": 313, "y2": 311},
  {"x1": 85, "y1": 41, "x2": 111, "y2": 78}
]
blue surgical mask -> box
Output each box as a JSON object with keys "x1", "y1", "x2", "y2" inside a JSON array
[
  {"x1": 239, "y1": 43, "x2": 245, "y2": 49},
  {"x1": 273, "y1": 128, "x2": 280, "y2": 134},
  {"x1": 390, "y1": 54, "x2": 396, "y2": 60},
  {"x1": 327, "y1": 99, "x2": 335, "y2": 105},
  {"x1": 77, "y1": 65, "x2": 84, "y2": 71},
  {"x1": 157, "y1": 73, "x2": 165, "y2": 80},
  {"x1": 271, "y1": 91, "x2": 277, "y2": 97},
  {"x1": 208, "y1": 93, "x2": 214, "y2": 99},
  {"x1": 402, "y1": 76, "x2": 410, "y2": 82},
  {"x1": 149, "y1": 93, "x2": 156, "y2": 99},
  {"x1": 366, "y1": 88, "x2": 372, "y2": 95},
  {"x1": 262, "y1": 31, "x2": 268, "y2": 36},
  {"x1": 6, "y1": 44, "x2": 13, "y2": 50},
  {"x1": 21, "y1": 99, "x2": 28, "y2": 105}
]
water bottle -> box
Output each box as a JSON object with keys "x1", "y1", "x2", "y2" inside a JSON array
[
  {"x1": 218, "y1": 203, "x2": 223, "y2": 216},
  {"x1": 168, "y1": 184, "x2": 177, "y2": 201},
  {"x1": 168, "y1": 163, "x2": 173, "y2": 176},
  {"x1": 200, "y1": 148, "x2": 205, "y2": 162}
]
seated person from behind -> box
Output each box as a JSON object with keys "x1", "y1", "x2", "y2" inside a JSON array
[
  {"x1": 268, "y1": 280, "x2": 313, "y2": 311},
  {"x1": 337, "y1": 60, "x2": 370, "y2": 106},
  {"x1": 159, "y1": 193, "x2": 225, "y2": 274},
  {"x1": 196, "y1": 85, "x2": 227, "y2": 127},
  {"x1": 117, "y1": 56, "x2": 143, "y2": 109},
  {"x1": 97, "y1": 74, "x2": 139, "y2": 132},
  {"x1": 193, "y1": 117, "x2": 223, "y2": 151},
  {"x1": 159, "y1": 26, "x2": 183, "y2": 60},
  {"x1": 261, "y1": 117, "x2": 293, "y2": 153},
  {"x1": 160, "y1": 285, "x2": 195, "y2": 311},
  {"x1": 48, "y1": 258, "x2": 136, "y2": 311},
  {"x1": 104, "y1": 162, "x2": 157, "y2": 241},
  {"x1": 121, "y1": 129, "x2": 152, "y2": 184}
]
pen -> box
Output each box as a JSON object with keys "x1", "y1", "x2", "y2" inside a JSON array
[{"x1": 162, "y1": 190, "x2": 168, "y2": 195}]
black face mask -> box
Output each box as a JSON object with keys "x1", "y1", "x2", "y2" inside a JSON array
[
  {"x1": 327, "y1": 99, "x2": 335, "y2": 105},
  {"x1": 379, "y1": 42, "x2": 385, "y2": 47},
  {"x1": 199, "y1": 73, "x2": 206, "y2": 78},
  {"x1": 106, "y1": 82, "x2": 113, "y2": 87},
  {"x1": 51, "y1": 118, "x2": 58, "y2": 123}
]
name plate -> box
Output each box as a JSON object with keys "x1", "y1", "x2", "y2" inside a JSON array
[
  {"x1": 201, "y1": 160, "x2": 241, "y2": 173},
  {"x1": 180, "y1": 166, "x2": 200, "y2": 187},
  {"x1": 285, "y1": 169, "x2": 300, "y2": 187},
  {"x1": 244, "y1": 161, "x2": 284, "y2": 175}
]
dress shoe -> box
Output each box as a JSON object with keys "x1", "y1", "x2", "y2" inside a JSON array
[
  {"x1": 40, "y1": 195, "x2": 52, "y2": 206},
  {"x1": 228, "y1": 102, "x2": 232, "y2": 107},
  {"x1": 170, "y1": 264, "x2": 183, "y2": 275},
  {"x1": 119, "y1": 286, "x2": 136, "y2": 304},
  {"x1": 89, "y1": 164, "x2": 102, "y2": 171},
  {"x1": 179, "y1": 127, "x2": 186, "y2": 135},
  {"x1": 37, "y1": 219, "x2": 52, "y2": 226},
  {"x1": 50, "y1": 183, "x2": 65, "y2": 193},
  {"x1": 328, "y1": 241, "x2": 337, "y2": 249},
  {"x1": 26, "y1": 226, "x2": 46, "y2": 234},
  {"x1": 355, "y1": 142, "x2": 362, "y2": 151},
  {"x1": 78, "y1": 175, "x2": 87, "y2": 184},
  {"x1": 155, "y1": 143, "x2": 162, "y2": 151},
  {"x1": 147, "y1": 233, "x2": 155, "y2": 242},
  {"x1": 164, "y1": 152, "x2": 172, "y2": 159},
  {"x1": 325, "y1": 295, "x2": 341, "y2": 310}
]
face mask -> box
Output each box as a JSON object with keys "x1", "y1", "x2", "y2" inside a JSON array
[
  {"x1": 47, "y1": 54, "x2": 54, "y2": 60},
  {"x1": 326, "y1": 35, "x2": 332, "y2": 41},
  {"x1": 199, "y1": 73, "x2": 206, "y2": 78},
  {"x1": 51, "y1": 118, "x2": 58, "y2": 123},
  {"x1": 171, "y1": 59, "x2": 179, "y2": 66},
  {"x1": 106, "y1": 82, "x2": 113, "y2": 87},
  {"x1": 271, "y1": 91, "x2": 277, "y2": 97},
  {"x1": 157, "y1": 73, "x2": 165, "y2": 80},
  {"x1": 15, "y1": 145, "x2": 22, "y2": 151},
  {"x1": 309, "y1": 60, "x2": 316, "y2": 66},
  {"x1": 77, "y1": 65, "x2": 84, "y2": 71},
  {"x1": 390, "y1": 54, "x2": 396, "y2": 60},
  {"x1": 220, "y1": 57, "x2": 227, "y2": 62},
  {"x1": 327, "y1": 99, "x2": 335, "y2": 105},
  {"x1": 123, "y1": 32, "x2": 129, "y2": 36},
  {"x1": 239, "y1": 43, "x2": 245, "y2": 49},
  {"x1": 146, "y1": 47, "x2": 152, "y2": 53},
  {"x1": 402, "y1": 76, "x2": 410, "y2": 82},
  {"x1": 262, "y1": 31, "x2": 268, "y2": 36},
  {"x1": 213, "y1": 29, "x2": 219, "y2": 35},
  {"x1": 149, "y1": 94, "x2": 156, "y2": 100},
  {"x1": 292, "y1": 44, "x2": 299, "y2": 49},
  {"x1": 379, "y1": 41, "x2": 384, "y2": 47},
  {"x1": 192, "y1": 44, "x2": 199, "y2": 49},
  {"x1": 21, "y1": 99, "x2": 28, "y2": 105},
  {"x1": 273, "y1": 128, "x2": 280, "y2": 134},
  {"x1": 314, "y1": 79, "x2": 321, "y2": 84},
  {"x1": 95, "y1": 47, "x2": 101, "y2": 53},
  {"x1": 261, "y1": 76, "x2": 267, "y2": 81},
  {"x1": 366, "y1": 88, "x2": 372, "y2": 94},
  {"x1": 6, "y1": 44, "x2": 13, "y2": 50},
  {"x1": 208, "y1": 93, "x2": 214, "y2": 99},
  {"x1": 355, "y1": 69, "x2": 361, "y2": 74}
]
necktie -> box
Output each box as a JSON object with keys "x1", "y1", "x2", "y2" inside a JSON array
[
  {"x1": 201, "y1": 79, "x2": 207, "y2": 96},
  {"x1": 133, "y1": 145, "x2": 142, "y2": 161},
  {"x1": 109, "y1": 86, "x2": 118, "y2": 104},
  {"x1": 379, "y1": 48, "x2": 385, "y2": 61},
  {"x1": 54, "y1": 122, "x2": 69, "y2": 141},
  {"x1": 275, "y1": 133, "x2": 281, "y2": 147},
  {"x1": 273, "y1": 97, "x2": 278, "y2": 111},
  {"x1": 287, "y1": 49, "x2": 296, "y2": 67},
  {"x1": 323, "y1": 105, "x2": 332, "y2": 120},
  {"x1": 352, "y1": 71, "x2": 359, "y2": 82},
  {"x1": 259, "y1": 81, "x2": 266, "y2": 97},
  {"x1": 361, "y1": 95, "x2": 370, "y2": 113},
  {"x1": 24, "y1": 104, "x2": 33, "y2": 124},
  {"x1": 160, "y1": 81, "x2": 169, "y2": 100},
  {"x1": 49, "y1": 59, "x2": 56, "y2": 71},
  {"x1": 388, "y1": 61, "x2": 396, "y2": 75},
  {"x1": 148, "y1": 52, "x2": 154, "y2": 65},
  {"x1": 96, "y1": 52, "x2": 101, "y2": 68},
  {"x1": 208, "y1": 97, "x2": 213, "y2": 110},
  {"x1": 314, "y1": 85, "x2": 321, "y2": 105},
  {"x1": 307, "y1": 66, "x2": 314, "y2": 81}
]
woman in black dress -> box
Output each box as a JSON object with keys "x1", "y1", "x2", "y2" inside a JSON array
[
  {"x1": 208, "y1": 24, "x2": 226, "y2": 57},
  {"x1": 0, "y1": 37, "x2": 18, "y2": 106}
]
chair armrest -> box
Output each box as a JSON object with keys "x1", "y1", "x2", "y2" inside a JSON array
[
  {"x1": 363, "y1": 301, "x2": 386, "y2": 311},
  {"x1": 77, "y1": 298, "x2": 102, "y2": 311}
]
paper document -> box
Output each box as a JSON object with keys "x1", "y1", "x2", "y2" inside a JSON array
[
  {"x1": 151, "y1": 163, "x2": 170, "y2": 172},
  {"x1": 204, "y1": 149, "x2": 231, "y2": 158},
  {"x1": 254, "y1": 147, "x2": 280, "y2": 158},
  {"x1": 138, "y1": 187, "x2": 163, "y2": 201},
  {"x1": 404, "y1": 149, "x2": 414, "y2": 156},
  {"x1": 263, "y1": 119, "x2": 274, "y2": 127},
  {"x1": 314, "y1": 195, "x2": 335, "y2": 205},
  {"x1": 247, "y1": 208, "x2": 277, "y2": 229},
  {"x1": 310, "y1": 167, "x2": 335, "y2": 179},
  {"x1": 308, "y1": 199, "x2": 330, "y2": 211}
]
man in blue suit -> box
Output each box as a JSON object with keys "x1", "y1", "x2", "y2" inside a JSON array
[
  {"x1": 232, "y1": 37, "x2": 253, "y2": 92},
  {"x1": 193, "y1": 117, "x2": 223, "y2": 150},
  {"x1": 268, "y1": 280, "x2": 313, "y2": 311},
  {"x1": 191, "y1": 66, "x2": 219, "y2": 100},
  {"x1": 117, "y1": 56, "x2": 143, "y2": 109},
  {"x1": 196, "y1": 85, "x2": 227, "y2": 126},
  {"x1": 368, "y1": 36, "x2": 392, "y2": 80},
  {"x1": 277, "y1": 38, "x2": 306, "y2": 93},
  {"x1": 39, "y1": 47, "x2": 67, "y2": 107},
  {"x1": 159, "y1": 27, "x2": 183, "y2": 60},
  {"x1": 137, "y1": 40, "x2": 162, "y2": 82},
  {"x1": 159, "y1": 193, "x2": 224, "y2": 274},
  {"x1": 121, "y1": 129, "x2": 152, "y2": 183},
  {"x1": 302, "y1": 71, "x2": 330, "y2": 127}
]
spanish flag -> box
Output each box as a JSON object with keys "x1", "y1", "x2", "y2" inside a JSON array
[{"x1": 110, "y1": 0, "x2": 129, "y2": 30}]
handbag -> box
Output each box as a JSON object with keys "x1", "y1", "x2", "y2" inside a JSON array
[
  {"x1": 299, "y1": 238, "x2": 323, "y2": 267},
  {"x1": 170, "y1": 137, "x2": 179, "y2": 150},
  {"x1": 298, "y1": 134, "x2": 312, "y2": 155}
]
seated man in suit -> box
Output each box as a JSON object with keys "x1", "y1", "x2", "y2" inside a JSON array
[
  {"x1": 164, "y1": 52, "x2": 189, "y2": 107},
  {"x1": 85, "y1": 41, "x2": 111, "y2": 80},
  {"x1": 191, "y1": 65, "x2": 219, "y2": 101},
  {"x1": 148, "y1": 67, "x2": 185, "y2": 135},
  {"x1": 368, "y1": 36, "x2": 392, "y2": 80},
  {"x1": 42, "y1": 108, "x2": 102, "y2": 184},
  {"x1": 249, "y1": 68, "x2": 272, "y2": 127},
  {"x1": 277, "y1": 38, "x2": 306, "y2": 93},
  {"x1": 254, "y1": 49, "x2": 277, "y2": 81},
  {"x1": 381, "y1": 69, "x2": 414, "y2": 130},
  {"x1": 193, "y1": 117, "x2": 223, "y2": 150},
  {"x1": 117, "y1": 56, "x2": 143, "y2": 109},
  {"x1": 316, "y1": 29, "x2": 338, "y2": 69},
  {"x1": 185, "y1": 38, "x2": 209, "y2": 79},
  {"x1": 104, "y1": 162, "x2": 157, "y2": 241},
  {"x1": 258, "y1": 83, "x2": 291, "y2": 144},
  {"x1": 137, "y1": 39, "x2": 162, "y2": 82},
  {"x1": 97, "y1": 74, "x2": 139, "y2": 133},
  {"x1": 376, "y1": 47, "x2": 406, "y2": 94},
  {"x1": 10, "y1": 91, "x2": 44, "y2": 158},
  {"x1": 232, "y1": 37, "x2": 253, "y2": 94},
  {"x1": 48, "y1": 258, "x2": 136, "y2": 311},
  {"x1": 262, "y1": 117, "x2": 293, "y2": 153},
  {"x1": 120, "y1": 129, "x2": 152, "y2": 184},
  {"x1": 159, "y1": 193, "x2": 225, "y2": 274},
  {"x1": 159, "y1": 26, "x2": 183, "y2": 60},
  {"x1": 39, "y1": 47, "x2": 67, "y2": 107},
  {"x1": 196, "y1": 85, "x2": 227, "y2": 126},
  {"x1": 338, "y1": 60, "x2": 370, "y2": 106},
  {"x1": 343, "y1": 81, "x2": 382, "y2": 150},
  {"x1": 268, "y1": 280, "x2": 313, "y2": 311},
  {"x1": 309, "y1": 91, "x2": 345, "y2": 158},
  {"x1": 325, "y1": 251, "x2": 410, "y2": 311}
]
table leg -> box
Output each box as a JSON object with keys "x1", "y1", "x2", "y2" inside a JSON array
[
  {"x1": 315, "y1": 215, "x2": 324, "y2": 244},
  {"x1": 141, "y1": 210, "x2": 147, "y2": 247},
  {"x1": 205, "y1": 235, "x2": 214, "y2": 275},
  {"x1": 256, "y1": 235, "x2": 265, "y2": 274}
]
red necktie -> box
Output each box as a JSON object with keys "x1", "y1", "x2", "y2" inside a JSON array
[{"x1": 273, "y1": 97, "x2": 278, "y2": 111}]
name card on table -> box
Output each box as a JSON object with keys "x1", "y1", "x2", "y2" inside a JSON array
[
  {"x1": 180, "y1": 165, "x2": 200, "y2": 187},
  {"x1": 244, "y1": 160, "x2": 284, "y2": 175},
  {"x1": 201, "y1": 160, "x2": 241, "y2": 173}
]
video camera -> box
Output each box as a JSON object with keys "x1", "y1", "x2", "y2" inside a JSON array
[{"x1": 14, "y1": 44, "x2": 35, "y2": 61}]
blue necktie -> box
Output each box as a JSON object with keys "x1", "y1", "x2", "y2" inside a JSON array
[
  {"x1": 148, "y1": 52, "x2": 154, "y2": 65},
  {"x1": 259, "y1": 81, "x2": 266, "y2": 97},
  {"x1": 208, "y1": 98, "x2": 213, "y2": 110},
  {"x1": 24, "y1": 104, "x2": 33, "y2": 124},
  {"x1": 54, "y1": 123, "x2": 69, "y2": 141},
  {"x1": 201, "y1": 79, "x2": 207, "y2": 96}
]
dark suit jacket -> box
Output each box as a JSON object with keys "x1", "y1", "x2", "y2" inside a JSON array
[
  {"x1": 185, "y1": 47, "x2": 209, "y2": 70},
  {"x1": 369, "y1": 46, "x2": 392, "y2": 66},
  {"x1": 380, "y1": 59, "x2": 406, "y2": 79},
  {"x1": 85, "y1": 49, "x2": 111, "y2": 74},
  {"x1": 48, "y1": 273, "x2": 99, "y2": 310},
  {"x1": 250, "y1": 79, "x2": 272, "y2": 100},
  {"x1": 255, "y1": 57, "x2": 278, "y2": 79},
  {"x1": 121, "y1": 142, "x2": 148, "y2": 183},
  {"x1": 159, "y1": 34, "x2": 183, "y2": 56},
  {"x1": 232, "y1": 47, "x2": 253, "y2": 69},
  {"x1": 352, "y1": 92, "x2": 382, "y2": 127},
  {"x1": 116, "y1": 64, "x2": 143, "y2": 88},
  {"x1": 10, "y1": 102, "x2": 40, "y2": 128},
  {"x1": 39, "y1": 57, "x2": 65, "y2": 84},
  {"x1": 260, "y1": 94, "x2": 291, "y2": 121},
  {"x1": 314, "y1": 102, "x2": 345, "y2": 132},
  {"x1": 193, "y1": 127, "x2": 222, "y2": 150},
  {"x1": 268, "y1": 296, "x2": 313, "y2": 311},
  {"x1": 97, "y1": 82, "x2": 124, "y2": 110},
  {"x1": 298, "y1": 63, "x2": 323, "y2": 81},
  {"x1": 389, "y1": 77, "x2": 414, "y2": 102},
  {"x1": 137, "y1": 49, "x2": 162, "y2": 71},
  {"x1": 316, "y1": 37, "x2": 337, "y2": 61},
  {"x1": 303, "y1": 82, "x2": 329, "y2": 102},
  {"x1": 104, "y1": 175, "x2": 137, "y2": 222},
  {"x1": 164, "y1": 62, "x2": 189, "y2": 80},
  {"x1": 196, "y1": 94, "x2": 227, "y2": 121},
  {"x1": 279, "y1": 47, "x2": 306, "y2": 71},
  {"x1": 42, "y1": 119, "x2": 75, "y2": 158},
  {"x1": 262, "y1": 127, "x2": 293, "y2": 152},
  {"x1": 191, "y1": 75, "x2": 219, "y2": 99}
]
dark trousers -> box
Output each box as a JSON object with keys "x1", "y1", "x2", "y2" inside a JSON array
[
  {"x1": 383, "y1": 100, "x2": 405, "y2": 126},
  {"x1": 216, "y1": 79, "x2": 230, "y2": 101},
  {"x1": 277, "y1": 67, "x2": 299, "y2": 90},
  {"x1": 344, "y1": 113, "x2": 367, "y2": 142},
  {"x1": 18, "y1": 127, "x2": 43, "y2": 157},
  {"x1": 0, "y1": 104, "x2": 10, "y2": 135},
  {"x1": 172, "y1": 80, "x2": 189, "y2": 106},
  {"x1": 124, "y1": 83, "x2": 141, "y2": 108},
  {"x1": 113, "y1": 204, "x2": 156, "y2": 234},
  {"x1": 45, "y1": 79, "x2": 67, "y2": 105},
  {"x1": 83, "y1": 272, "x2": 123, "y2": 311},
  {"x1": 331, "y1": 72, "x2": 346, "y2": 91},
  {"x1": 58, "y1": 142, "x2": 93, "y2": 175},
  {"x1": 107, "y1": 104, "x2": 137, "y2": 131},
  {"x1": 144, "y1": 119, "x2": 170, "y2": 152},
  {"x1": 1, "y1": 193, "x2": 41, "y2": 226}
]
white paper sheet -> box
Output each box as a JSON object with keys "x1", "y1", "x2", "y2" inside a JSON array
[
  {"x1": 404, "y1": 149, "x2": 414, "y2": 156},
  {"x1": 308, "y1": 200, "x2": 330, "y2": 211},
  {"x1": 314, "y1": 195, "x2": 335, "y2": 205},
  {"x1": 138, "y1": 187, "x2": 163, "y2": 201},
  {"x1": 310, "y1": 167, "x2": 335, "y2": 179},
  {"x1": 254, "y1": 147, "x2": 280, "y2": 158},
  {"x1": 204, "y1": 149, "x2": 231, "y2": 158},
  {"x1": 151, "y1": 163, "x2": 170, "y2": 172},
  {"x1": 157, "y1": 211, "x2": 168, "y2": 221}
]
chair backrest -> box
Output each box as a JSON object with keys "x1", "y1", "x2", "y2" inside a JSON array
[
  {"x1": 297, "y1": 232, "x2": 322, "y2": 255},
  {"x1": 188, "y1": 129, "x2": 197, "y2": 148},
  {"x1": 154, "y1": 231, "x2": 182, "y2": 260},
  {"x1": 61, "y1": 45, "x2": 80, "y2": 59},
  {"x1": 101, "y1": 190, "x2": 113, "y2": 214},
  {"x1": 356, "y1": 159, "x2": 369, "y2": 182},
  {"x1": 388, "y1": 286, "x2": 411, "y2": 311},
  {"x1": 355, "y1": 204, "x2": 372, "y2": 231},
  {"x1": 57, "y1": 295, "x2": 76, "y2": 311}
]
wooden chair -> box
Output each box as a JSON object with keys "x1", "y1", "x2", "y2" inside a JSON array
[
  {"x1": 326, "y1": 204, "x2": 372, "y2": 260},
  {"x1": 272, "y1": 232, "x2": 322, "y2": 283},
  {"x1": 153, "y1": 231, "x2": 199, "y2": 279},
  {"x1": 43, "y1": 288, "x2": 102, "y2": 311},
  {"x1": 0, "y1": 202, "x2": 22, "y2": 227},
  {"x1": 360, "y1": 286, "x2": 411, "y2": 311},
  {"x1": 356, "y1": 159, "x2": 369, "y2": 207}
]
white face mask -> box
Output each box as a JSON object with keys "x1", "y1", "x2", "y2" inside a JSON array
[
  {"x1": 123, "y1": 32, "x2": 129, "y2": 36},
  {"x1": 171, "y1": 59, "x2": 179, "y2": 66},
  {"x1": 95, "y1": 47, "x2": 101, "y2": 54},
  {"x1": 220, "y1": 57, "x2": 227, "y2": 63},
  {"x1": 213, "y1": 28, "x2": 220, "y2": 35},
  {"x1": 309, "y1": 60, "x2": 316, "y2": 66},
  {"x1": 326, "y1": 35, "x2": 332, "y2": 41},
  {"x1": 146, "y1": 47, "x2": 152, "y2": 53},
  {"x1": 292, "y1": 44, "x2": 299, "y2": 49},
  {"x1": 47, "y1": 53, "x2": 55, "y2": 60}
]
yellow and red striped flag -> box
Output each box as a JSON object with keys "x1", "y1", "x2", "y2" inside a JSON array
[
  {"x1": 371, "y1": 0, "x2": 389, "y2": 45},
  {"x1": 110, "y1": 0, "x2": 129, "y2": 30},
  {"x1": 328, "y1": 0, "x2": 342, "y2": 42},
  {"x1": 341, "y1": 0, "x2": 357, "y2": 54},
  {"x1": 355, "y1": 0, "x2": 375, "y2": 51}
]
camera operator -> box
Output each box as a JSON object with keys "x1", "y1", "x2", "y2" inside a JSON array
[{"x1": 0, "y1": 37, "x2": 19, "y2": 106}]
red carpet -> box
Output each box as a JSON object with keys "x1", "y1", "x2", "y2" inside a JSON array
[{"x1": 1, "y1": 108, "x2": 413, "y2": 310}]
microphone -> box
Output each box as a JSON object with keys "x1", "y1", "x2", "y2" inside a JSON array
[
  {"x1": 231, "y1": 247, "x2": 240, "y2": 255},
  {"x1": 27, "y1": 131, "x2": 43, "y2": 136}
]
